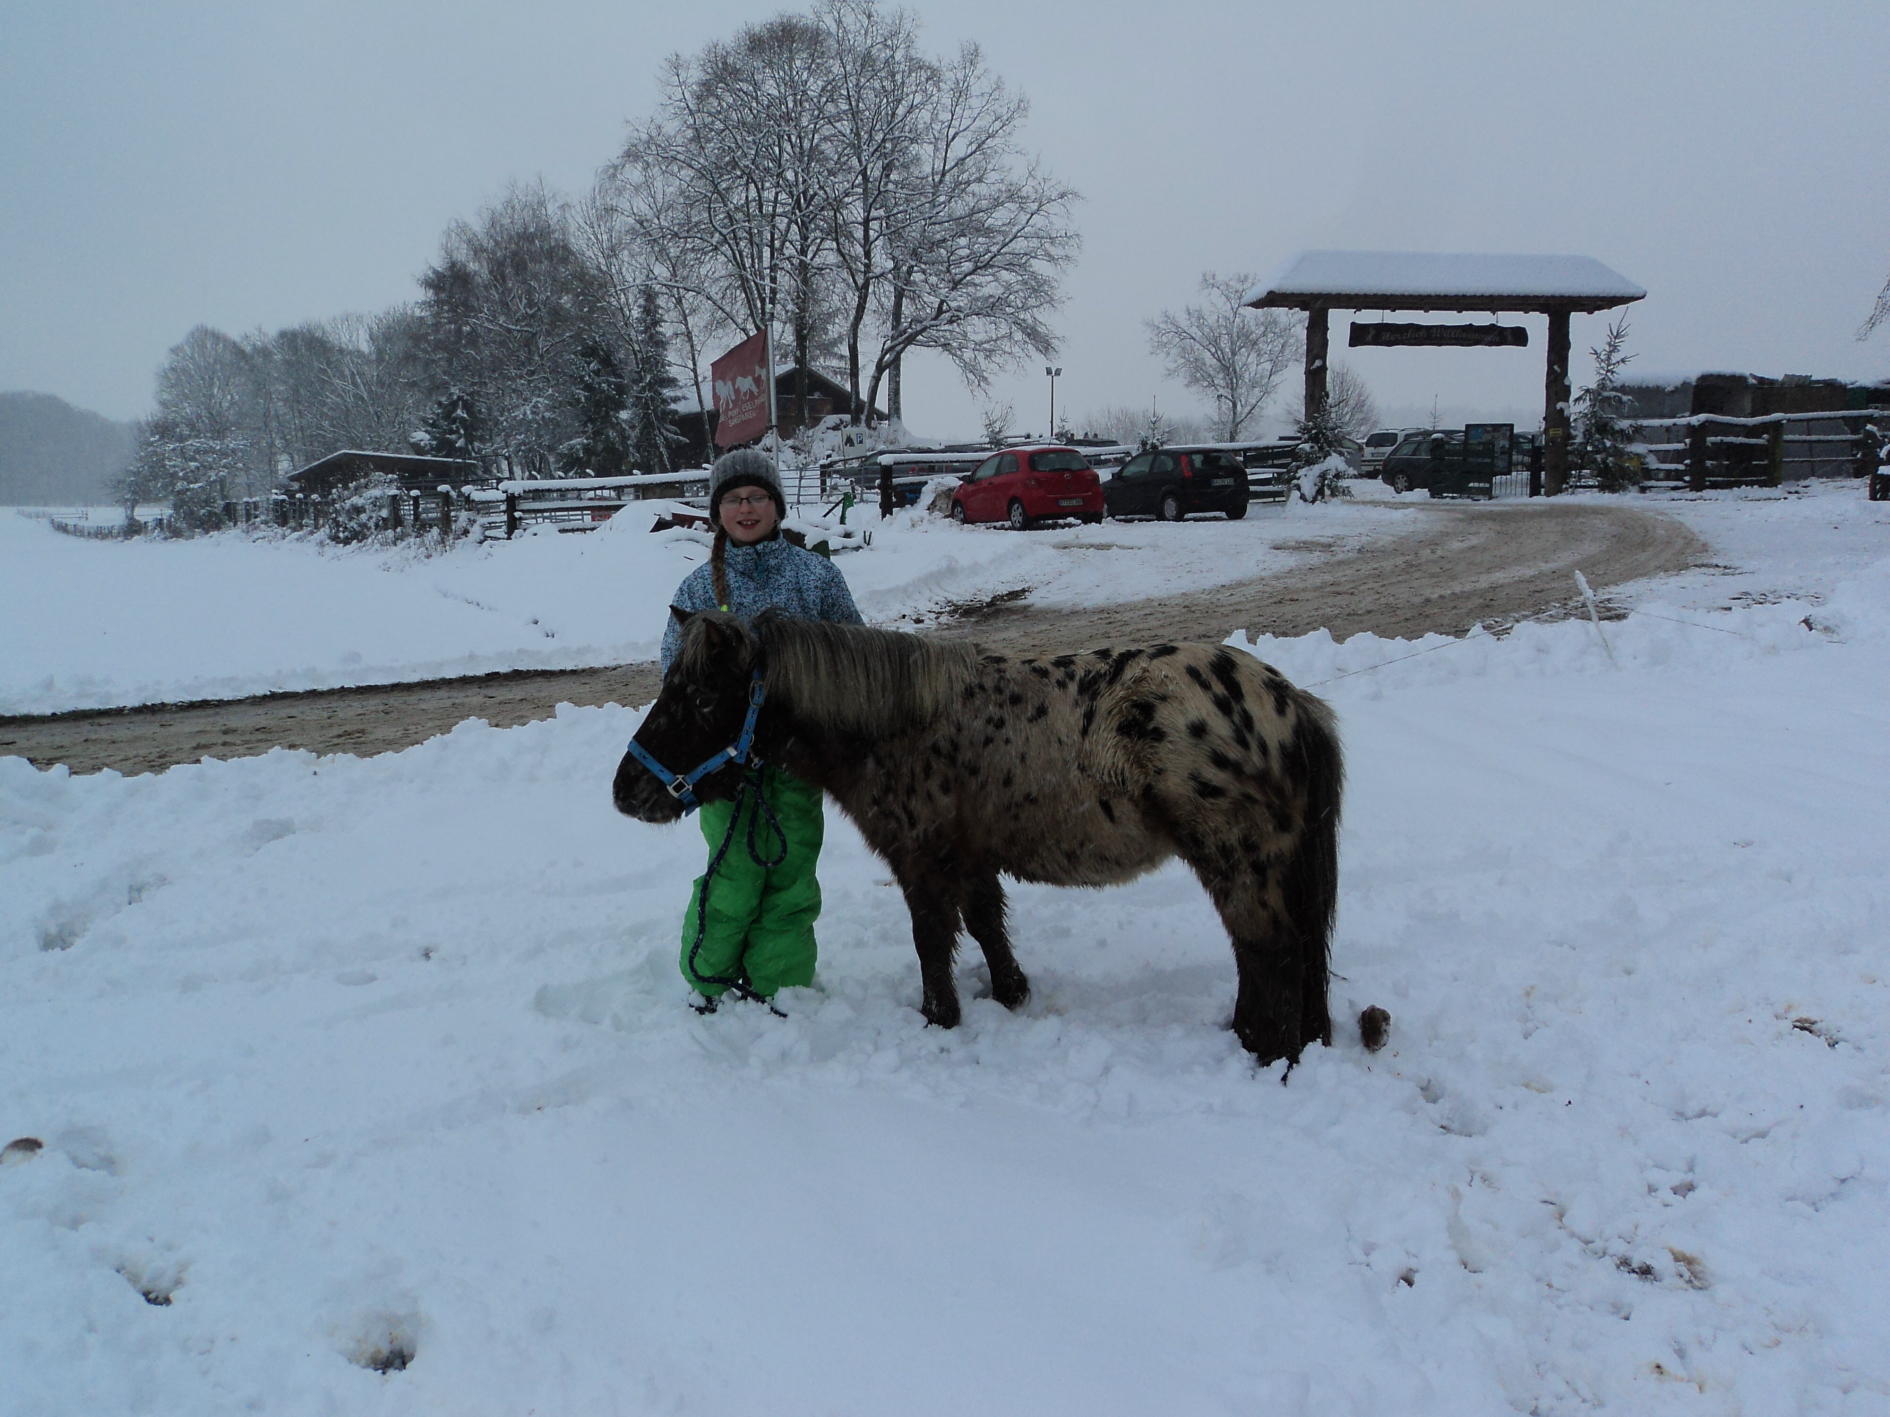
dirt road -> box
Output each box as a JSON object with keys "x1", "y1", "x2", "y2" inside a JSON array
[{"x1": 0, "y1": 501, "x2": 1702, "y2": 776}]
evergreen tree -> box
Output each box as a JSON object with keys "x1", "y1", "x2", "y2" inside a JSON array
[
  {"x1": 560, "y1": 340, "x2": 632, "y2": 477},
  {"x1": 1289, "y1": 395, "x2": 1349, "y2": 503},
  {"x1": 1136, "y1": 406, "x2": 1174, "y2": 453},
  {"x1": 1573, "y1": 317, "x2": 1639, "y2": 492},
  {"x1": 415, "y1": 389, "x2": 485, "y2": 461},
  {"x1": 626, "y1": 287, "x2": 683, "y2": 475}
]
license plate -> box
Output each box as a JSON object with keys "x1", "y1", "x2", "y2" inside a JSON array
[
  {"x1": 1210, "y1": 478, "x2": 1236, "y2": 487},
  {"x1": 1058, "y1": 497, "x2": 1084, "y2": 507}
]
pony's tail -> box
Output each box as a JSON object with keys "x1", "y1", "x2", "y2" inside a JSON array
[{"x1": 1282, "y1": 690, "x2": 1343, "y2": 1048}]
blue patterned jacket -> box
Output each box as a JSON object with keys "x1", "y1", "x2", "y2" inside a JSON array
[{"x1": 660, "y1": 536, "x2": 864, "y2": 674}]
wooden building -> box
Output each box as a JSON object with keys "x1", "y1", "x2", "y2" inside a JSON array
[{"x1": 284, "y1": 451, "x2": 484, "y2": 499}]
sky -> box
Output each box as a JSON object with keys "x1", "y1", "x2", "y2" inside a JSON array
[{"x1": 4, "y1": 0, "x2": 1888, "y2": 442}]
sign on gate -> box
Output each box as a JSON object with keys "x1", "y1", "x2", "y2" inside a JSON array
[{"x1": 1350, "y1": 322, "x2": 1529, "y2": 348}]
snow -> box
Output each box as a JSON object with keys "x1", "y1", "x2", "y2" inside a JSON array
[
  {"x1": 3, "y1": 482, "x2": 1888, "y2": 1415},
  {"x1": 0, "y1": 496, "x2": 1420, "y2": 714},
  {"x1": 1253, "y1": 251, "x2": 1647, "y2": 305}
]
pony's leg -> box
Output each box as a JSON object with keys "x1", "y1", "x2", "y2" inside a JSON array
[
  {"x1": 898, "y1": 874, "x2": 964, "y2": 1029},
  {"x1": 1193, "y1": 850, "x2": 1307, "y2": 1067},
  {"x1": 963, "y1": 871, "x2": 1029, "y2": 1011}
]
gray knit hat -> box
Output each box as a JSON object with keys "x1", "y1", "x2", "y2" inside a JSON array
[{"x1": 708, "y1": 449, "x2": 786, "y2": 526}]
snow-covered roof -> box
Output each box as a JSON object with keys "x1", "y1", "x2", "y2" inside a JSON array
[{"x1": 1248, "y1": 252, "x2": 1645, "y2": 313}]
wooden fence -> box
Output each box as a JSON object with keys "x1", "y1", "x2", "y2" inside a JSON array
[{"x1": 1628, "y1": 408, "x2": 1887, "y2": 491}]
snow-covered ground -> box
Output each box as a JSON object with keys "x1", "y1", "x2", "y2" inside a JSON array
[
  {"x1": 0, "y1": 492, "x2": 1416, "y2": 715},
  {"x1": 2, "y1": 482, "x2": 1886, "y2": 1415}
]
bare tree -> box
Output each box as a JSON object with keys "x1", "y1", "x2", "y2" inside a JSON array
[
  {"x1": 603, "y1": 5, "x2": 1078, "y2": 432},
  {"x1": 615, "y1": 16, "x2": 847, "y2": 434},
  {"x1": 869, "y1": 42, "x2": 1078, "y2": 420},
  {"x1": 1861, "y1": 264, "x2": 1890, "y2": 340},
  {"x1": 1146, "y1": 272, "x2": 1301, "y2": 441}
]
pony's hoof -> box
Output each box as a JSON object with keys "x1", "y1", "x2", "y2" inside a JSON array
[
  {"x1": 990, "y1": 975, "x2": 1030, "y2": 1011},
  {"x1": 920, "y1": 999, "x2": 961, "y2": 1030}
]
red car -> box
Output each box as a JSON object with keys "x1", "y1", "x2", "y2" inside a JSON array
[{"x1": 949, "y1": 445, "x2": 1106, "y2": 529}]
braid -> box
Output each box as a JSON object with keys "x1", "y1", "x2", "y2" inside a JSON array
[{"x1": 709, "y1": 525, "x2": 731, "y2": 610}]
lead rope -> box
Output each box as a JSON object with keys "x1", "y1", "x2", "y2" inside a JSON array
[{"x1": 685, "y1": 762, "x2": 790, "y2": 1004}]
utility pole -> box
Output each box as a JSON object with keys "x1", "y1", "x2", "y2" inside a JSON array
[{"x1": 1045, "y1": 366, "x2": 1061, "y2": 439}]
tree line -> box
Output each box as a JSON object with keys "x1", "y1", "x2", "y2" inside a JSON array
[{"x1": 122, "y1": 0, "x2": 1081, "y2": 529}]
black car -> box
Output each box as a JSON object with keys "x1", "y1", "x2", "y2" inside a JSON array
[
  {"x1": 1379, "y1": 431, "x2": 1464, "y2": 493},
  {"x1": 1103, "y1": 446, "x2": 1250, "y2": 520}
]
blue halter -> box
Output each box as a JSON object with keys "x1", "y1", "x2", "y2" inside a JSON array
[{"x1": 624, "y1": 670, "x2": 767, "y2": 813}]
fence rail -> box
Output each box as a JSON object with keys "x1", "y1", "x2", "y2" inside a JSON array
[{"x1": 1627, "y1": 408, "x2": 1887, "y2": 490}]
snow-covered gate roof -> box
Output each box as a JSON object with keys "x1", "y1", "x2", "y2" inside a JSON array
[{"x1": 1247, "y1": 251, "x2": 1645, "y2": 314}]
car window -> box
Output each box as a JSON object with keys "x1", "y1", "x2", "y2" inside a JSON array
[
  {"x1": 1151, "y1": 452, "x2": 1177, "y2": 476},
  {"x1": 1119, "y1": 453, "x2": 1152, "y2": 479},
  {"x1": 997, "y1": 453, "x2": 1019, "y2": 476},
  {"x1": 1392, "y1": 438, "x2": 1427, "y2": 458},
  {"x1": 1195, "y1": 452, "x2": 1242, "y2": 475},
  {"x1": 1031, "y1": 450, "x2": 1090, "y2": 473},
  {"x1": 970, "y1": 455, "x2": 1001, "y2": 481},
  {"x1": 1366, "y1": 432, "x2": 1400, "y2": 449}
]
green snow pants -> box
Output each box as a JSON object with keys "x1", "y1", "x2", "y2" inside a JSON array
[{"x1": 680, "y1": 766, "x2": 826, "y2": 1000}]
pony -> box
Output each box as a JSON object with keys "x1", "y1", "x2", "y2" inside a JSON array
[{"x1": 613, "y1": 610, "x2": 1345, "y2": 1068}]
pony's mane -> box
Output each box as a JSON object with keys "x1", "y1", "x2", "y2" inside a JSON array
[{"x1": 755, "y1": 613, "x2": 981, "y2": 734}]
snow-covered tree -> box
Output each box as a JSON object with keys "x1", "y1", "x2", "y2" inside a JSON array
[
  {"x1": 119, "y1": 414, "x2": 250, "y2": 533},
  {"x1": 1136, "y1": 406, "x2": 1176, "y2": 453},
  {"x1": 603, "y1": 3, "x2": 1078, "y2": 428},
  {"x1": 415, "y1": 389, "x2": 485, "y2": 462},
  {"x1": 559, "y1": 339, "x2": 632, "y2": 477},
  {"x1": 1147, "y1": 273, "x2": 1301, "y2": 441},
  {"x1": 1288, "y1": 397, "x2": 1349, "y2": 504},
  {"x1": 417, "y1": 183, "x2": 609, "y2": 478},
  {"x1": 1573, "y1": 317, "x2": 1640, "y2": 492},
  {"x1": 627, "y1": 286, "x2": 685, "y2": 475},
  {"x1": 1289, "y1": 363, "x2": 1378, "y2": 442}
]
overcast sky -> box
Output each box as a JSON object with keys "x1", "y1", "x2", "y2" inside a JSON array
[{"x1": 4, "y1": 0, "x2": 1887, "y2": 441}]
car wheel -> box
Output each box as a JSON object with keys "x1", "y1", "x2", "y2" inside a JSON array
[
  {"x1": 1159, "y1": 491, "x2": 1182, "y2": 522},
  {"x1": 950, "y1": 500, "x2": 968, "y2": 524},
  {"x1": 1225, "y1": 498, "x2": 1248, "y2": 521},
  {"x1": 1007, "y1": 500, "x2": 1029, "y2": 531},
  {"x1": 1391, "y1": 472, "x2": 1412, "y2": 494}
]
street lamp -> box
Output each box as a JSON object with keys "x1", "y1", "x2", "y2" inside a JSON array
[{"x1": 1045, "y1": 366, "x2": 1062, "y2": 439}]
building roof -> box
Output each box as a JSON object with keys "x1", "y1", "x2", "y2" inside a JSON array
[
  {"x1": 1247, "y1": 251, "x2": 1646, "y2": 314},
  {"x1": 286, "y1": 450, "x2": 480, "y2": 484}
]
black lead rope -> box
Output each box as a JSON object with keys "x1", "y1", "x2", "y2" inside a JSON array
[{"x1": 685, "y1": 762, "x2": 790, "y2": 1002}]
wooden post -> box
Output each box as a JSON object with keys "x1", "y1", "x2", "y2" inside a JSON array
[
  {"x1": 1543, "y1": 310, "x2": 1572, "y2": 495},
  {"x1": 438, "y1": 491, "x2": 453, "y2": 542},
  {"x1": 1303, "y1": 306, "x2": 1330, "y2": 425},
  {"x1": 1688, "y1": 422, "x2": 1710, "y2": 492},
  {"x1": 505, "y1": 493, "x2": 520, "y2": 539},
  {"x1": 1766, "y1": 419, "x2": 1784, "y2": 486}
]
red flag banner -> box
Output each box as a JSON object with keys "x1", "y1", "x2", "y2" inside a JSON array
[{"x1": 710, "y1": 331, "x2": 771, "y2": 448}]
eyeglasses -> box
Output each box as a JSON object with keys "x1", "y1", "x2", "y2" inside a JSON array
[{"x1": 721, "y1": 493, "x2": 774, "y2": 508}]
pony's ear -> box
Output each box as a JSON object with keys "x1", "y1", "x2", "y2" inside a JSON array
[{"x1": 669, "y1": 605, "x2": 693, "y2": 628}]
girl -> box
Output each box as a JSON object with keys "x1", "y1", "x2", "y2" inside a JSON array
[{"x1": 659, "y1": 448, "x2": 863, "y2": 1009}]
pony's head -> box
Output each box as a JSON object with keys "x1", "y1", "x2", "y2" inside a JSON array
[{"x1": 612, "y1": 609, "x2": 765, "y2": 823}]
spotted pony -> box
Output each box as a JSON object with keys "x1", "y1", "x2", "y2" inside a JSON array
[{"x1": 614, "y1": 609, "x2": 1346, "y2": 1067}]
